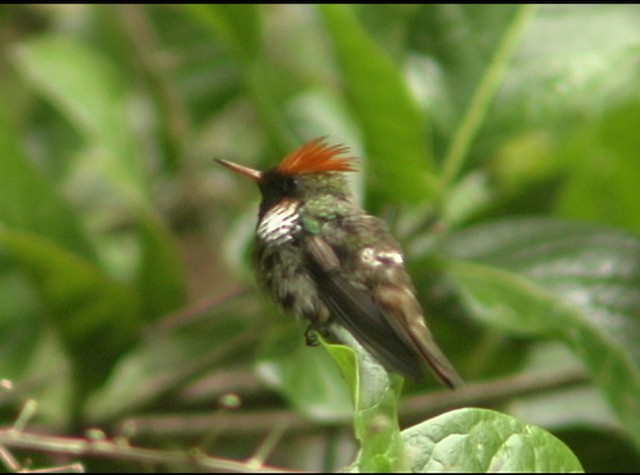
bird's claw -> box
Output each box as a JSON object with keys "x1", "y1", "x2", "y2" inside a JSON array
[{"x1": 304, "y1": 325, "x2": 319, "y2": 346}]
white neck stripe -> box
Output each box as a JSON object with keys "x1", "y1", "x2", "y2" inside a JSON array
[{"x1": 257, "y1": 201, "x2": 300, "y2": 244}]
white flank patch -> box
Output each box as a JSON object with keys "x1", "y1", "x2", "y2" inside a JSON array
[
  {"x1": 257, "y1": 201, "x2": 300, "y2": 244},
  {"x1": 360, "y1": 246, "x2": 403, "y2": 267}
]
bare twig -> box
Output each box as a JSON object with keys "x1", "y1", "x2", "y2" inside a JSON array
[
  {"x1": 0, "y1": 429, "x2": 299, "y2": 473},
  {"x1": 13, "y1": 399, "x2": 38, "y2": 432},
  {"x1": 0, "y1": 444, "x2": 22, "y2": 472},
  {"x1": 1, "y1": 441, "x2": 85, "y2": 473},
  {"x1": 20, "y1": 463, "x2": 85, "y2": 473},
  {"x1": 400, "y1": 365, "x2": 590, "y2": 425},
  {"x1": 0, "y1": 367, "x2": 590, "y2": 472},
  {"x1": 117, "y1": 408, "x2": 316, "y2": 439},
  {"x1": 118, "y1": 366, "x2": 590, "y2": 438},
  {"x1": 246, "y1": 422, "x2": 289, "y2": 469},
  {"x1": 152, "y1": 286, "x2": 248, "y2": 332}
]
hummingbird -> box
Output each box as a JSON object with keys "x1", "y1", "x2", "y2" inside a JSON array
[{"x1": 216, "y1": 137, "x2": 463, "y2": 388}]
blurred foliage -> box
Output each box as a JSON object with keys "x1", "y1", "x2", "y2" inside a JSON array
[{"x1": 1, "y1": 4, "x2": 640, "y2": 472}]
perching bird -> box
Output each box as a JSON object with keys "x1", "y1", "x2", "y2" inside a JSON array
[{"x1": 216, "y1": 137, "x2": 463, "y2": 388}]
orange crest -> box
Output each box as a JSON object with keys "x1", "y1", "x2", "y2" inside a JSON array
[{"x1": 276, "y1": 137, "x2": 357, "y2": 175}]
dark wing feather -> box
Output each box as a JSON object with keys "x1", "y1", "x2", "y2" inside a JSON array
[
  {"x1": 373, "y1": 284, "x2": 464, "y2": 388},
  {"x1": 304, "y1": 234, "x2": 463, "y2": 387}
]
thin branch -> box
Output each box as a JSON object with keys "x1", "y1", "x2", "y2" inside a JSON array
[
  {"x1": 89, "y1": 323, "x2": 262, "y2": 423},
  {"x1": 118, "y1": 366, "x2": 590, "y2": 438},
  {"x1": 0, "y1": 367, "x2": 590, "y2": 472},
  {"x1": 400, "y1": 365, "x2": 590, "y2": 425},
  {"x1": 13, "y1": 399, "x2": 38, "y2": 432},
  {"x1": 19, "y1": 462, "x2": 85, "y2": 473},
  {"x1": 0, "y1": 429, "x2": 299, "y2": 473},
  {"x1": 1, "y1": 442, "x2": 85, "y2": 475},
  {"x1": 246, "y1": 422, "x2": 289, "y2": 469},
  {"x1": 117, "y1": 408, "x2": 316, "y2": 439},
  {"x1": 0, "y1": 444, "x2": 22, "y2": 472},
  {"x1": 152, "y1": 286, "x2": 248, "y2": 333}
]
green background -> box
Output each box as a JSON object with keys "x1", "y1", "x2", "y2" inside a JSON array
[{"x1": 0, "y1": 4, "x2": 639, "y2": 472}]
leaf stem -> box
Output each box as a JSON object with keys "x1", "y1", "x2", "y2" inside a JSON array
[{"x1": 440, "y1": 5, "x2": 537, "y2": 193}]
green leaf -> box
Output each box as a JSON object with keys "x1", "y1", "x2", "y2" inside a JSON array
[
  {"x1": 0, "y1": 96, "x2": 96, "y2": 261},
  {"x1": 256, "y1": 320, "x2": 406, "y2": 475},
  {"x1": 87, "y1": 297, "x2": 255, "y2": 422},
  {"x1": 323, "y1": 328, "x2": 405, "y2": 472},
  {"x1": 0, "y1": 261, "x2": 42, "y2": 381},
  {"x1": 409, "y1": 5, "x2": 524, "y2": 118},
  {"x1": 180, "y1": 4, "x2": 294, "y2": 153},
  {"x1": 135, "y1": 211, "x2": 186, "y2": 322},
  {"x1": 181, "y1": 4, "x2": 261, "y2": 61},
  {"x1": 256, "y1": 318, "x2": 407, "y2": 471},
  {"x1": 321, "y1": 338, "x2": 358, "y2": 398},
  {"x1": 255, "y1": 321, "x2": 353, "y2": 422},
  {"x1": 554, "y1": 100, "x2": 640, "y2": 234},
  {"x1": 444, "y1": 218, "x2": 640, "y2": 450},
  {"x1": 0, "y1": 229, "x2": 141, "y2": 401},
  {"x1": 402, "y1": 408, "x2": 583, "y2": 472},
  {"x1": 496, "y1": 5, "x2": 640, "y2": 128},
  {"x1": 12, "y1": 35, "x2": 147, "y2": 203},
  {"x1": 319, "y1": 4, "x2": 435, "y2": 206},
  {"x1": 412, "y1": 5, "x2": 640, "y2": 135}
]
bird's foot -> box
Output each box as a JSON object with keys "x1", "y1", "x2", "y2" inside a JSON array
[{"x1": 304, "y1": 324, "x2": 319, "y2": 346}]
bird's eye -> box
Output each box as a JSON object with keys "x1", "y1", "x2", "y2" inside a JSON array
[
  {"x1": 279, "y1": 176, "x2": 298, "y2": 196},
  {"x1": 282, "y1": 176, "x2": 298, "y2": 195}
]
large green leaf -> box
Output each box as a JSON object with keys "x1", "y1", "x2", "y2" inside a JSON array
[
  {"x1": 402, "y1": 408, "x2": 583, "y2": 472},
  {"x1": 444, "y1": 218, "x2": 640, "y2": 449},
  {"x1": 411, "y1": 5, "x2": 640, "y2": 135},
  {"x1": 13, "y1": 35, "x2": 148, "y2": 203},
  {"x1": 496, "y1": 5, "x2": 640, "y2": 129},
  {"x1": 0, "y1": 98, "x2": 95, "y2": 261},
  {"x1": 0, "y1": 93, "x2": 99, "y2": 382},
  {"x1": 0, "y1": 258, "x2": 42, "y2": 381},
  {"x1": 134, "y1": 212, "x2": 186, "y2": 322},
  {"x1": 409, "y1": 5, "x2": 523, "y2": 119},
  {"x1": 13, "y1": 35, "x2": 187, "y2": 325},
  {"x1": 181, "y1": 4, "x2": 260, "y2": 61},
  {"x1": 554, "y1": 100, "x2": 640, "y2": 234},
  {"x1": 180, "y1": 4, "x2": 294, "y2": 154},
  {"x1": 0, "y1": 229, "x2": 141, "y2": 400},
  {"x1": 319, "y1": 4, "x2": 434, "y2": 206}
]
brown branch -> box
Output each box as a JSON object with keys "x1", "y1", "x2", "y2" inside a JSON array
[
  {"x1": 117, "y1": 408, "x2": 316, "y2": 439},
  {"x1": 0, "y1": 367, "x2": 590, "y2": 472},
  {"x1": 118, "y1": 366, "x2": 590, "y2": 438},
  {"x1": 151, "y1": 286, "x2": 248, "y2": 333},
  {"x1": 400, "y1": 365, "x2": 590, "y2": 426},
  {"x1": 0, "y1": 444, "x2": 22, "y2": 472},
  {"x1": 0, "y1": 429, "x2": 300, "y2": 473}
]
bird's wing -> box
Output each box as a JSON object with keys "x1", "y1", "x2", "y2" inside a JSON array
[
  {"x1": 304, "y1": 233, "x2": 428, "y2": 381},
  {"x1": 304, "y1": 232, "x2": 463, "y2": 387},
  {"x1": 371, "y1": 281, "x2": 464, "y2": 388}
]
